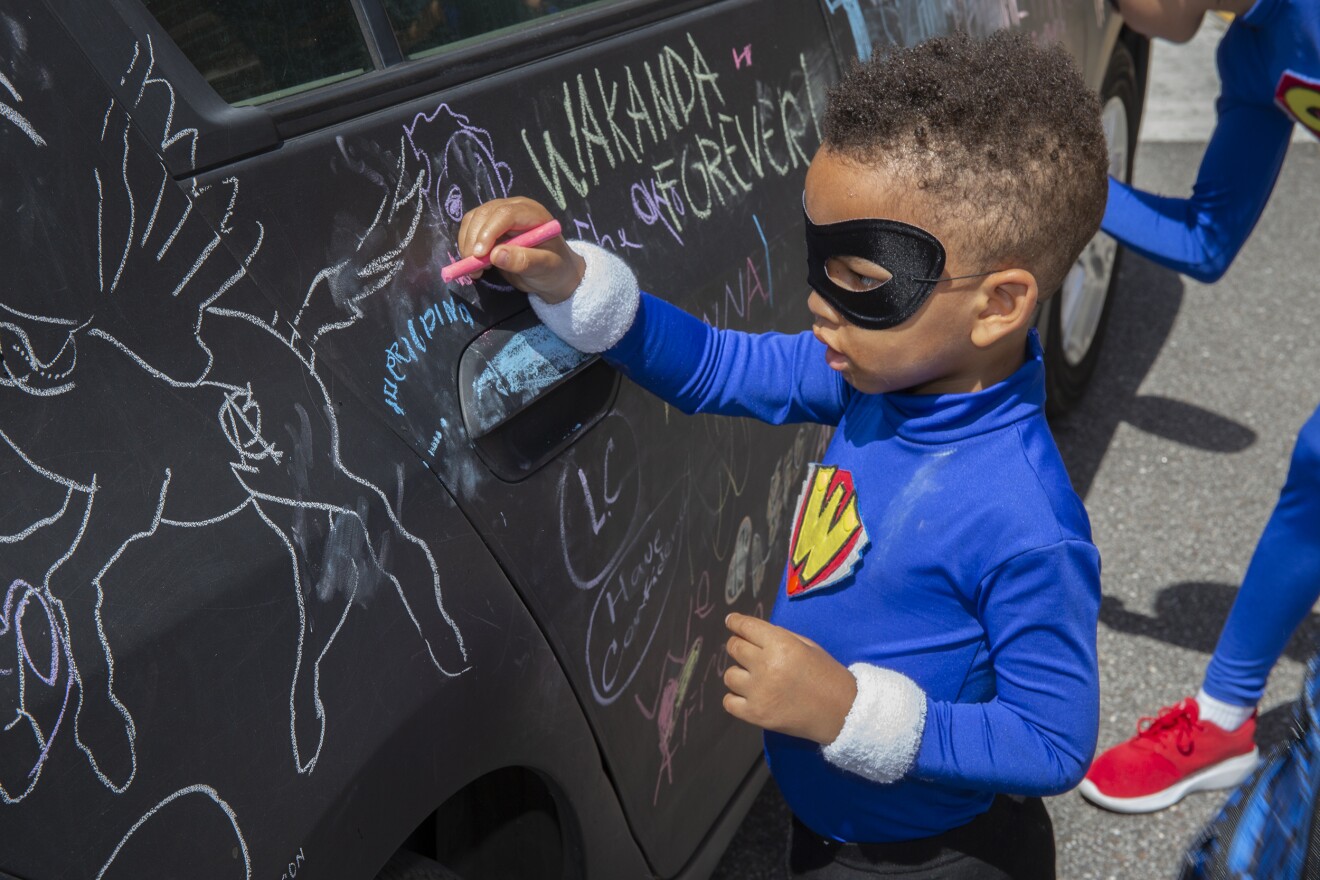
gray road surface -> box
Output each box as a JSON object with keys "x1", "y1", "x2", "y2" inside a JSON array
[{"x1": 712, "y1": 20, "x2": 1320, "y2": 880}]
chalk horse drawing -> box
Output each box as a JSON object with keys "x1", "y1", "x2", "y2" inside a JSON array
[{"x1": 0, "y1": 34, "x2": 469, "y2": 802}]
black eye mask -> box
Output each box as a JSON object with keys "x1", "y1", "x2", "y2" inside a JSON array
[{"x1": 803, "y1": 204, "x2": 951, "y2": 329}]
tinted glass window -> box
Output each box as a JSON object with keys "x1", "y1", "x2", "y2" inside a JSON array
[
  {"x1": 385, "y1": 0, "x2": 609, "y2": 58},
  {"x1": 142, "y1": 0, "x2": 373, "y2": 104}
]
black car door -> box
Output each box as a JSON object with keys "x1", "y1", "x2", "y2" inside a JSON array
[{"x1": 49, "y1": 0, "x2": 840, "y2": 875}]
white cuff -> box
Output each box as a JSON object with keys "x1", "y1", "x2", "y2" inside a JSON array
[
  {"x1": 821, "y1": 663, "x2": 927, "y2": 784},
  {"x1": 529, "y1": 241, "x2": 640, "y2": 353}
]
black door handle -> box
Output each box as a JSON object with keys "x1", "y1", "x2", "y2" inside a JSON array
[{"x1": 459, "y1": 309, "x2": 618, "y2": 480}]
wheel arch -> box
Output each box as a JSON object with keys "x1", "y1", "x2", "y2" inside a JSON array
[{"x1": 386, "y1": 764, "x2": 582, "y2": 880}]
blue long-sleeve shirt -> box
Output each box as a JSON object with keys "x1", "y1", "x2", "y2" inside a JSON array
[
  {"x1": 606, "y1": 293, "x2": 1101, "y2": 843},
  {"x1": 1102, "y1": 0, "x2": 1319, "y2": 282}
]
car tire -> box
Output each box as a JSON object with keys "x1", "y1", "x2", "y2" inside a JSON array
[
  {"x1": 373, "y1": 850, "x2": 463, "y2": 880},
  {"x1": 1043, "y1": 39, "x2": 1140, "y2": 416}
]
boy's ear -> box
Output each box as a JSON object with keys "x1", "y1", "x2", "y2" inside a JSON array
[{"x1": 969, "y1": 268, "x2": 1038, "y2": 349}]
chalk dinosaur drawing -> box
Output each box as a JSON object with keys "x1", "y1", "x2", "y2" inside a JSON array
[{"x1": 0, "y1": 35, "x2": 470, "y2": 801}]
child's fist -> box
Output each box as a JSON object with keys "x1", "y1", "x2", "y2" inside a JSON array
[
  {"x1": 722, "y1": 613, "x2": 857, "y2": 744},
  {"x1": 456, "y1": 197, "x2": 585, "y2": 304}
]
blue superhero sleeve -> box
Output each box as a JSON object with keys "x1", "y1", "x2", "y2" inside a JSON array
[
  {"x1": 1102, "y1": 98, "x2": 1293, "y2": 283},
  {"x1": 603, "y1": 292, "x2": 851, "y2": 426},
  {"x1": 911, "y1": 540, "x2": 1102, "y2": 796}
]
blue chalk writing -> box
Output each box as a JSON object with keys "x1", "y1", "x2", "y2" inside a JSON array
[
  {"x1": 753, "y1": 213, "x2": 772, "y2": 301},
  {"x1": 474, "y1": 324, "x2": 587, "y2": 403},
  {"x1": 381, "y1": 294, "x2": 474, "y2": 415},
  {"x1": 823, "y1": 0, "x2": 872, "y2": 62}
]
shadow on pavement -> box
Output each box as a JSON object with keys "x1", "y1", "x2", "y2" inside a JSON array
[
  {"x1": 1050, "y1": 252, "x2": 1256, "y2": 499},
  {"x1": 1256, "y1": 699, "x2": 1306, "y2": 754},
  {"x1": 711, "y1": 774, "x2": 790, "y2": 880},
  {"x1": 1098, "y1": 581, "x2": 1320, "y2": 668},
  {"x1": 1123, "y1": 395, "x2": 1257, "y2": 453}
]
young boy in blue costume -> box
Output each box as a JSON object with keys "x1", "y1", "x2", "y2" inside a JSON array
[
  {"x1": 456, "y1": 31, "x2": 1109, "y2": 878},
  {"x1": 1080, "y1": 0, "x2": 1320, "y2": 815}
]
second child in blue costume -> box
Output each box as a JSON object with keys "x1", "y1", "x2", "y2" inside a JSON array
[
  {"x1": 455, "y1": 32, "x2": 1109, "y2": 878},
  {"x1": 1081, "y1": 0, "x2": 1320, "y2": 814}
]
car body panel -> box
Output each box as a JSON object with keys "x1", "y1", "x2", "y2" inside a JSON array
[
  {"x1": 0, "y1": 3, "x2": 639, "y2": 878},
  {"x1": 0, "y1": 0, "x2": 1126, "y2": 876},
  {"x1": 175, "y1": 2, "x2": 837, "y2": 872}
]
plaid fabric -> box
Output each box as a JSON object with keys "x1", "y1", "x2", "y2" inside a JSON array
[{"x1": 1181, "y1": 650, "x2": 1320, "y2": 880}]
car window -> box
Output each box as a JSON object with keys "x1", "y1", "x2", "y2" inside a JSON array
[
  {"x1": 384, "y1": 0, "x2": 611, "y2": 59},
  {"x1": 140, "y1": 0, "x2": 374, "y2": 105}
]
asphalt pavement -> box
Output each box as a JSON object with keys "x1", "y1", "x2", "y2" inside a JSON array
[{"x1": 712, "y1": 18, "x2": 1320, "y2": 880}]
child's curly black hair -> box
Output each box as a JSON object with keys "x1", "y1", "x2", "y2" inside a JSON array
[{"x1": 823, "y1": 29, "x2": 1110, "y2": 294}]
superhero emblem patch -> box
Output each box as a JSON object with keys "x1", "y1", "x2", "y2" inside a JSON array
[
  {"x1": 785, "y1": 464, "x2": 869, "y2": 597},
  {"x1": 1275, "y1": 70, "x2": 1320, "y2": 141}
]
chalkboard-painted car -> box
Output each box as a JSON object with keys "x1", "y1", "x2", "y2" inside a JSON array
[{"x1": 0, "y1": 2, "x2": 1143, "y2": 877}]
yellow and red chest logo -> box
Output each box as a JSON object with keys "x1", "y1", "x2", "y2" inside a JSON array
[
  {"x1": 785, "y1": 464, "x2": 870, "y2": 597},
  {"x1": 1275, "y1": 70, "x2": 1320, "y2": 141}
]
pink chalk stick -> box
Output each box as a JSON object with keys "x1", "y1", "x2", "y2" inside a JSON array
[{"x1": 441, "y1": 219, "x2": 563, "y2": 283}]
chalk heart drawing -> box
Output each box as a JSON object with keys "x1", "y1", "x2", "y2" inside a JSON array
[{"x1": 0, "y1": 37, "x2": 470, "y2": 800}]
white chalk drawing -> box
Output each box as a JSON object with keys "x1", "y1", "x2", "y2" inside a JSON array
[
  {"x1": 0, "y1": 68, "x2": 43, "y2": 146},
  {"x1": 0, "y1": 578, "x2": 75, "y2": 803},
  {"x1": 1, "y1": 37, "x2": 471, "y2": 802},
  {"x1": 96, "y1": 784, "x2": 250, "y2": 880},
  {"x1": 292, "y1": 134, "x2": 427, "y2": 362}
]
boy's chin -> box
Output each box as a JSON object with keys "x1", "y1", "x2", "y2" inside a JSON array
[{"x1": 842, "y1": 373, "x2": 896, "y2": 396}]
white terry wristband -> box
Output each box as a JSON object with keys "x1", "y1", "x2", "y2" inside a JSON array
[
  {"x1": 528, "y1": 241, "x2": 640, "y2": 353},
  {"x1": 821, "y1": 663, "x2": 928, "y2": 784}
]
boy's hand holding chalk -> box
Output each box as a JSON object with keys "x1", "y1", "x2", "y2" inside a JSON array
[
  {"x1": 441, "y1": 219, "x2": 562, "y2": 283},
  {"x1": 451, "y1": 197, "x2": 586, "y2": 304}
]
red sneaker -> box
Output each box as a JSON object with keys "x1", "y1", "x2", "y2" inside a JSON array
[{"x1": 1079, "y1": 697, "x2": 1259, "y2": 813}]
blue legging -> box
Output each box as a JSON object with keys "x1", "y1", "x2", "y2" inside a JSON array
[{"x1": 1203, "y1": 403, "x2": 1320, "y2": 707}]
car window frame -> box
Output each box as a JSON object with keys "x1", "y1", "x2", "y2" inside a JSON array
[
  {"x1": 61, "y1": 0, "x2": 716, "y2": 177},
  {"x1": 267, "y1": 0, "x2": 714, "y2": 136}
]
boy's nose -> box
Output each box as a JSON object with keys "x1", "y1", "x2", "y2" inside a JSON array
[{"x1": 807, "y1": 291, "x2": 843, "y2": 328}]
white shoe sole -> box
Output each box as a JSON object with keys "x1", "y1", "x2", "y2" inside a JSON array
[{"x1": 1078, "y1": 747, "x2": 1260, "y2": 814}]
